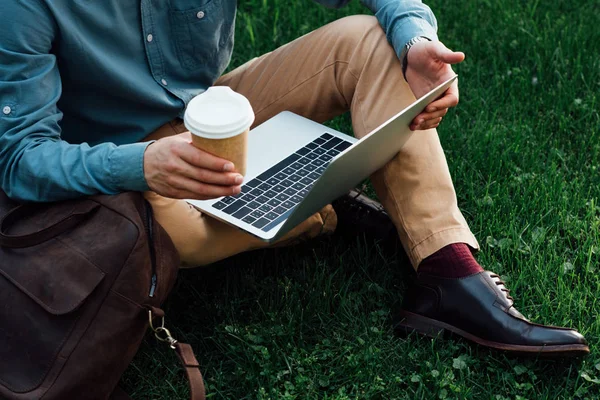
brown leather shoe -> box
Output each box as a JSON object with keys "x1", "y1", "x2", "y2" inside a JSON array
[
  {"x1": 395, "y1": 271, "x2": 589, "y2": 357},
  {"x1": 331, "y1": 189, "x2": 397, "y2": 246}
]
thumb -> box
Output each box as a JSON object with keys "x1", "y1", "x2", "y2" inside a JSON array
[{"x1": 434, "y1": 42, "x2": 465, "y2": 64}]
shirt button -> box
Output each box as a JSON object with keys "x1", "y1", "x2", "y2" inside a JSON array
[
  {"x1": 147, "y1": 34, "x2": 153, "y2": 42},
  {"x1": 196, "y1": 11, "x2": 205, "y2": 19},
  {"x1": 161, "y1": 79, "x2": 168, "y2": 86},
  {"x1": 2, "y1": 106, "x2": 11, "y2": 115}
]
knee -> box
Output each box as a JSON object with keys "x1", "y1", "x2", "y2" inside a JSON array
[{"x1": 334, "y1": 15, "x2": 385, "y2": 47}]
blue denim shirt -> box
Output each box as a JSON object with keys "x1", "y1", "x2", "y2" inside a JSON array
[{"x1": 0, "y1": 0, "x2": 437, "y2": 201}]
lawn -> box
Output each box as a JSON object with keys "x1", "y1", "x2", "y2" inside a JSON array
[{"x1": 122, "y1": 0, "x2": 600, "y2": 398}]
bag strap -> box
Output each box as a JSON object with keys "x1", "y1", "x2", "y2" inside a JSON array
[
  {"x1": 175, "y1": 343, "x2": 206, "y2": 400},
  {"x1": 149, "y1": 307, "x2": 206, "y2": 400},
  {"x1": 0, "y1": 202, "x2": 100, "y2": 248}
]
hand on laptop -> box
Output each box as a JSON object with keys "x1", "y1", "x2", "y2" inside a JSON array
[
  {"x1": 405, "y1": 40, "x2": 465, "y2": 131},
  {"x1": 144, "y1": 132, "x2": 244, "y2": 200}
]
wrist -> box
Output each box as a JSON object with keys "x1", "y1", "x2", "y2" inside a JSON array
[{"x1": 400, "y1": 36, "x2": 432, "y2": 81}]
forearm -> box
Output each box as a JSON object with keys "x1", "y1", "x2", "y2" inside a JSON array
[{"x1": 0, "y1": 133, "x2": 151, "y2": 202}]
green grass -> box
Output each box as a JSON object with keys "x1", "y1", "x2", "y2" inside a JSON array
[{"x1": 122, "y1": 0, "x2": 600, "y2": 398}]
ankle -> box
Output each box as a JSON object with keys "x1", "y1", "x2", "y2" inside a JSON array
[{"x1": 418, "y1": 243, "x2": 483, "y2": 279}]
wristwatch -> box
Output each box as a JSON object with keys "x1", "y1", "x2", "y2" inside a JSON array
[{"x1": 400, "y1": 36, "x2": 431, "y2": 81}]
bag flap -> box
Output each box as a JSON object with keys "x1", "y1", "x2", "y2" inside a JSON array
[{"x1": 0, "y1": 239, "x2": 105, "y2": 315}]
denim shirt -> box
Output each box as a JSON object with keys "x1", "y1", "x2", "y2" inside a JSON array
[{"x1": 0, "y1": 0, "x2": 437, "y2": 201}]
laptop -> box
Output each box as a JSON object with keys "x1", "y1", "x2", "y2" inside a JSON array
[{"x1": 186, "y1": 76, "x2": 457, "y2": 241}]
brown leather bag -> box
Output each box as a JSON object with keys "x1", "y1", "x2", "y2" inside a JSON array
[{"x1": 0, "y1": 191, "x2": 205, "y2": 400}]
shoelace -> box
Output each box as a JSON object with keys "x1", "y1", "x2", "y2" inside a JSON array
[{"x1": 489, "y1": 273, "x2": 514, "y2": 301}]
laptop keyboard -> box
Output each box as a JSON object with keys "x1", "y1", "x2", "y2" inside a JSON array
[{"x1": 211, "y1": 133, "x2": 352, "y2": 232}]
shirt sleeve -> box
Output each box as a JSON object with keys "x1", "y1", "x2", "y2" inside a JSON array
[
  {"x1": 361, "y1": 0, "x2": 438, "y2": 59},
  {"x1": 0, "y1": 0, "x2": 151, "y2": 202}
]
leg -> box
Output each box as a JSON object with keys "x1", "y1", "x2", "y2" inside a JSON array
[{"x1": 215, "y1": 15, "x2": 478, "y2": 268}]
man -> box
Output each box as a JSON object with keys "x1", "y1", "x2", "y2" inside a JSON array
[{"x1": 0, "y1": 0, "x2": 588, "y2": 356}]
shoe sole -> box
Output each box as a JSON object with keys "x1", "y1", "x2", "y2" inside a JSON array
[{"x1": 394, "y1": 310, "x2": 590, "y2": 357}]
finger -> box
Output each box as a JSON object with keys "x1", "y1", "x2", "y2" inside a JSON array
[
  {"x1": 411, "y1": 117, "x2": 442, "y2": 131},
  {"x1": 180, "y1": 163, "x2": 244, "y2": 186},
  {"x1": 167, "y1": 175, "x2": 242, "y2": 199},
  {"x1": 420, "y1": 117, "x2": 443, "y2": 130},
  {"x1": 177, "y1": 141, "x2": 237, "y2": 172},
  {"x1": 412, "y1": 108, "x2": 448, "y2": 125},
  {"x1": 424, "y1": 92, "x2": 459, "y2": 113},
  {"x1": 434, "y1": 42, "x2": 465, "y2": 65}
]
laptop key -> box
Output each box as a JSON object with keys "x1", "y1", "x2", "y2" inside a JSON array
[
  {"x1": 284, "y1": 188, "x2": 297, "y2": 196},
  {"x1": 335, "y1": 141, "x2": 352, "y2": 151},
  {"x1": 249, "y1": 188, "x2": 263, "y2": 197},
  {"x1": 306, "y1": 142, "x2": 317, "y2": 150},
  {"x1": 258, "y1": 182, "x2": 271, "y2": 191},
  {"x1": 246, "y1": 201, "x2": 261, "y2": 210},
  {"x1": 290, "y1": 162, "x2": 303, "y2": 170},
  {"x1": 242, "y1": 215, "x2": 257, "y2": 224},
  {"x1": 314, "y1": 137, "x2": 326, "y2": 145},
  {"x1": 267, "y1": 198, "x2": 281, "y2": 207},
  {"x1": 265, "y1": 211, "x2": 279, "y2": 220},
  {"x1": 321, "y1": 133, "x2": 333, "y2": 140},
  {"x1": 274, "y1": 172, "x2": 288, "y2": 181},
  {"x1": 273, "y1": 206, "x2": 287, "y2": 214},
  {"x1": 275, "y1": 193, "x2": 289, "y2": 202},
  {"x1": 264, "y1": 190, "x2": 278, "y2": 198},
  {"x1": 221, "y1": 196, "x2": 236, "y2": 205},
  {"x1": 212, "y1": 201, "x2": 228, "y2": 210},
  {"x1": 259, "y1": 204, "x2": 273, "y2": 212},
  {"x1": 282, "y1": 167, "x2": 295, "y2": 175},
  {"x1": 240, "y1": 185, "x2": 253, "y2": 194},
  {"x1": 297, "y1": 188, "x2": 309, "y2": 197},
  {"x1": 296, "y1": 169, "x2": 309, "y2": 177},
  {"x1": 281, "y1": 200, "x2": 295, "y2": 209},
  {"x1": 322, "y1": 137, "x2": 343, "y2": 149},
  {"x1": 297, "y1": 157, "x2": 311, "y2": 165},
  {"x1": 252, "y1": 218, "x2": 270, "y2": 229},
  {"x1": 250, "y1": 209, "x2": 265, "y2": 218},
  {"x1": 313, "y1": 159, "x2": 325, "y2": 166},
  {"x1": 242, "y1": 193, "x2": 256, "y2": 202},
  {"x1": 308, "y1": 172, "x2": 321, "y2": 180},
  {"x1": 296, "y1": 147, "x2": 310, "y2": 156},
  {"x1": 281, "y1": 179, "x2": 294, "y2": 188},
  {"x1": 313, "y1": 147, "x2": 326, "y2": 155},
  {"x1": 299, "y1": 177, "x2": 312, "y2": 185},
  {"x1": 245, "y1": 179, "x2": 262, "y2": 188},
  {"x1": 291, "y1": 182, "x2": 304, "y2": 191},
  {"x1": 255, "y1": 195, "x2": 269, "y2": 203},
  {"x1": 266, "y1": 177, "x2": 279, "y2": 186},
  {"x1": 319, "y1": 153, "x2": 333, "y2": 161},
  {"x1": 290, "y1": 195, "x2": 303, "y2": 203},
  {"x1": 272, "y1": 184, "x2": 286, "y2": 192},
  {"x1": 303, "y1": 164, "x2": 317, "y2": 172},
  {"x1": 288, "y1": 173, "x2": 302, "y2": 181},
  {"x1": 223, "y1": 200, "x2": 245, "y2": 214},
  {"x1": 305, "y1": 152, "x2": 319, "y2": 160},
  {"x1": 232, "y1": 206, "x2": 252, "y2": 219}
]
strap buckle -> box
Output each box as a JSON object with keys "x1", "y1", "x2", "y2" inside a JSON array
[{"x1": 148, "y1": 310, "x2": 178, "y2": 349}]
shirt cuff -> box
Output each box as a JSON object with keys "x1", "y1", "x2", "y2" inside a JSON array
[
  {"x1": 108, "y1": 142, "x2": 153, "y2": 192},
  {"x1": 387, "y1": 16, "x2": 439, "y2": 60}
]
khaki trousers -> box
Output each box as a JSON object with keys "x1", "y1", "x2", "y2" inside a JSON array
[{"x1": 144, "y1": 15, "x2": 479, "y2": 269}]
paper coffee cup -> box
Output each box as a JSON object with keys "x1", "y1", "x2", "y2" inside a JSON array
[{"x1": 184, "y1": 86, "x2": 255, "y2": 176}]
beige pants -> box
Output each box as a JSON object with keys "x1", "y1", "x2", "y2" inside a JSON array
[{"x1": 144, "y1": 15, "x2": 479, "y2": 269}]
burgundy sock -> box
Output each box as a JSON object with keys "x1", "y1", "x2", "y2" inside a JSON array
[{"x1": 418, "y1": 243, "x2": 483, "y2": 278}]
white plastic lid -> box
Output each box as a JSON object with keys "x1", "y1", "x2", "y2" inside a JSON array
[{"x1": 184, "y1": 86, "x2": 255, "y2": 139}]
